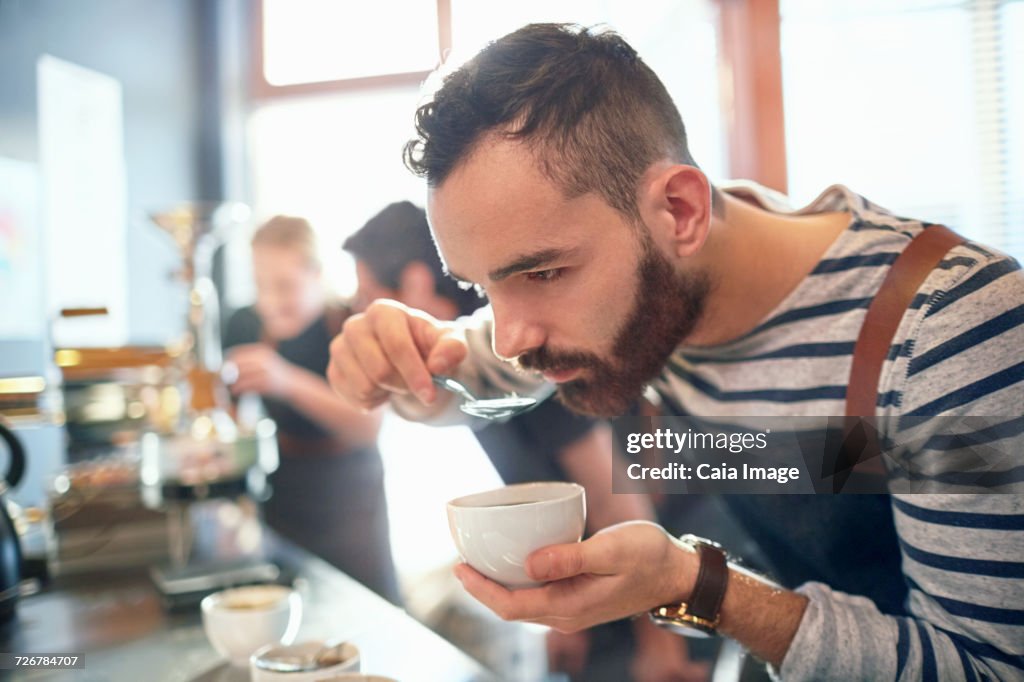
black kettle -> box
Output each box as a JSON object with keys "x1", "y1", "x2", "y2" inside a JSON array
[{"x1": 0, "y1": 421, "x2": 25, "y2": 624}]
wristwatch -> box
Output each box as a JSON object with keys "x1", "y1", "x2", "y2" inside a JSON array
[{"x1": 649, "y1": 534, "x2": 729, "y2": 638}]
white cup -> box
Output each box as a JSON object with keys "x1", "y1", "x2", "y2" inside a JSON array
[
  {"x1": 447, "y1": 482, "x2": 586, "y2": 589},
  {"x1": 200, "y1": 584, "x2": 302, "y2": 667},
  {"x1": 250, "y1": 640, "x2": 360, "y2": 681}
]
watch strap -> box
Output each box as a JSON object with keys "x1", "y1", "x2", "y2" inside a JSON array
[
  {"x1": 686, "y1": 541, "x2": 728, "y2": 629},
  {"x1": 651, "y1": 536, "x2": 730, "y2": 635}
]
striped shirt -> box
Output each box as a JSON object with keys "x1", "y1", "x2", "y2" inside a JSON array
[{"x1": 444, "y1": 183, "x2": 1024, "y2": 680}]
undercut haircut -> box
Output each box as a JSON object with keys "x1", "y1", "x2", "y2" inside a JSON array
[{"x1": 404, "y1": 22, "x2": 719, "y2": 223}]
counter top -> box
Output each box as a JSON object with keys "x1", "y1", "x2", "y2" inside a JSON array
[{"x1": 0, "y1": 523, "x2": 496, "y2": 682}]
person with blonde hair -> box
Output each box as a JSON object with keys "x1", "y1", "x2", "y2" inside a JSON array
[{"x1": 224, "y1": 215, "x2": 399, "y2": 604}]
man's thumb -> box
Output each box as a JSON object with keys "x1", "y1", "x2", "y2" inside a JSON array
[
  {"x1": 526, "y1": 543, "x2": 588, "y2": 582},
  {"x1": 423, "y1": 331, "x2": 467, "y2": 375}
]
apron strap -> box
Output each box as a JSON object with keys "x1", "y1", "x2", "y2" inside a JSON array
[{"x1": 837, "y1": 224, "x2": 966, "y2": 489}]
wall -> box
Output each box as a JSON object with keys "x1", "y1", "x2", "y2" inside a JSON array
[{"x1": 0, "y1": 0, "x2": 219, "y2": 362}]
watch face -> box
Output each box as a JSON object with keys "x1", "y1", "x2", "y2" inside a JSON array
[
  {"x1": 680, "y1": 533, "x2": 724, "y2": 551},
  {"x1": 652, "y1": 617, "x2": 714, "y2": 639}
]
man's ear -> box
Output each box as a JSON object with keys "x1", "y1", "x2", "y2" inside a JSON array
[
  {"x1": 640, "y1": 165, "x2": 712, "y2": 258},
  {"x1": 398, "y1": 261, "x2": 438, "y2": 308}
]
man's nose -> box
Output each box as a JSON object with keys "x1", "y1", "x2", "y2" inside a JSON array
[{"x1": 490, "y1": 298, "x2": 546, "y2": 361}]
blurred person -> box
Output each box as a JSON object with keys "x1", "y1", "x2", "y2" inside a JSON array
[
  {"x1": 343, "y1": 201, "x2": 709, "y2": 682},
  {"x1": 326, "y1": 23, "x2": 1024, "y2": 681},
  {"x1": 223, "y1": 215, "x2": 400, "y2": 604}
]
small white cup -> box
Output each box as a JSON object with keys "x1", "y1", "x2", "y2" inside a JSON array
[
  {"x1": 447, "y1": 482, "x2": 586, "y2": 589},
  {"x1": 250, "y1": 640, "x2": 360, "y2": 681},
  {"x1": 200, "y1": 584, "x2": 302, "y2": 667}
]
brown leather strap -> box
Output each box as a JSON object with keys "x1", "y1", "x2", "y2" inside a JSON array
[
  {"x1": 845, "y1": 224, "x2": 965, "y2": 417},
  {"x1": 836, "y1": 225, "x2": 965, "y2": 489},
  {"x1": 686, "y1": 543, "x2": 729, "y2": 629}
]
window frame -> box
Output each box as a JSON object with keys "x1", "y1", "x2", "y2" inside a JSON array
[
  {"x1": 251, "y1": 0, "x2": 453, "y2": 98},
  {"x1": 716, "y1": 0, "x2": 788, "y2": 194}
]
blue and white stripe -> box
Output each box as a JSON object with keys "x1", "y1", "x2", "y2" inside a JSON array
[
  {"x1": 450, "y1": 183, "x2": 1024, "y2": 679},
  {"x1": 647, "y1": 185, "x2": 1024, "y2": 680}
]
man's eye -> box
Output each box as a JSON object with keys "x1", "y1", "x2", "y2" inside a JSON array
[{"x1": 525, "y1": 268, "x2": 564, "y2": 283}]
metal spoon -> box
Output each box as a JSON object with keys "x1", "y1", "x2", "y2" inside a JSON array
[
  {"x1": 252, "y1": 640, "x2": 355, "y2": 672},
  {"x1": 432, "y1": 375, "x2": 538, "y2": 420}
]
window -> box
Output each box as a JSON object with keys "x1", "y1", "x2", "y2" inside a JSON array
[
  {"x1": 260, "y1": 0, "x2": 441, "y2": 87},
  {"x1": 244, "y1": 86, "x2": 426, "y2": 300},
  {"x1": 780, "y1": 0, "x2": 1024, "y2": 260}
]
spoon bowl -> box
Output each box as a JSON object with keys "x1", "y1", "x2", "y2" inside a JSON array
[
  {"x1": 250, "y1": 640, "x2": 360, "y2": 676},
  {"x1": 432, "y1": 375, "x2": 538, "y2": 420}
]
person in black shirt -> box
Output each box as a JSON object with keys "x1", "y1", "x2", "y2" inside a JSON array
[{"x1": 223, "y1": 215, "x2": 400, "y2": 604}]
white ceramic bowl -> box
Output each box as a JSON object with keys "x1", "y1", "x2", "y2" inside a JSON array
[
  {"x1": 447, "y1": 482, "x2": 586, "y2": 589},
  {"x1": 200, "y1": 584, "x2": 302, "y2": 667},
  {"x1": 250, "y1": 640, "x2": 360, "y2": 681}
]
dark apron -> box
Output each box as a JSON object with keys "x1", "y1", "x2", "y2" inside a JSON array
[
  {"x1": 651, "y1": 397, "x2": 908, "y2": 616},
  {"x1": 259, "y1": 306, "x2": 401, "y2": 605},
  {"x1": 262, "y1": 444, "x2": 401, "y2": 605},
  {"x1": 720, "y1": 494, "x2": 907, "y2": 615}
]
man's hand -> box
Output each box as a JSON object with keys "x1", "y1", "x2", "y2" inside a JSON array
[
  {"x1": 454, "y1": 521, "x2": 698, "y2": 633},
  {"x1": 327, "y1": 299, "x2": 467, "y2": 411},
  {"x1": 226, "y1": 343, "x2": 295, "y2": 398}
]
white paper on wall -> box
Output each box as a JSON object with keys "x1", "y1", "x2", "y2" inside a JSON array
[{"x1": 38, "y1": 55, "x2": 128, "y2": 347}]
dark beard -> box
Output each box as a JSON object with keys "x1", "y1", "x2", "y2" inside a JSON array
[{"x1": 518, "y1": 243, "x2": 710, "y2": 417}]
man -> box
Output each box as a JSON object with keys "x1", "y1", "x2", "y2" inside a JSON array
[
  {"x1": 328, "y1": 24, "x2": 1024, "y2": 681},
  {"x1": 343, "y1": 201, "x2": 709, "y2": 682}
]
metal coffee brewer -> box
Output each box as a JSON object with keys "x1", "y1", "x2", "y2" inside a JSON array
[{"x1": 144, "y1": 203, "x2": 280, "y2": 606}]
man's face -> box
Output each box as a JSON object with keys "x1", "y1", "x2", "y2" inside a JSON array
[
  {"x1": 353, "y1": 260, "x2": 398, "y2": 313},
  {"x1": 428, "y1": 138, "x2": 709, "y2": 417}
]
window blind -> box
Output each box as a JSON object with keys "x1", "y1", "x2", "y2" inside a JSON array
[{"x1": 780, "y1": 0, "x2": 1023, "y2": 261}]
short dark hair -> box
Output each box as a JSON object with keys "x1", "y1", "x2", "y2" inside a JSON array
[
  {"x1": 404, "y1": 23, "x2": 714, "y2": 223},
  {"x1": 343, "y1": 201, "x2": 483, "y2": 316}
]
